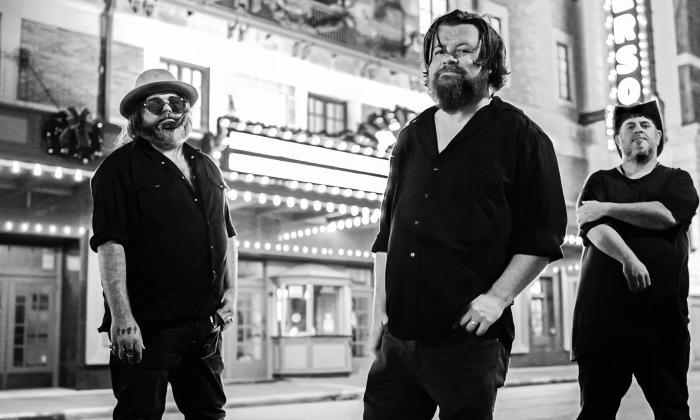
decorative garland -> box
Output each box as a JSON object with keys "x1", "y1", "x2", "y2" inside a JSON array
[
  {"x1": 217, "y1": 104, "x2": 416, "y2": 156},
  {"x1": 42, "y1": 107, "x2": 103, "y2": 164}
]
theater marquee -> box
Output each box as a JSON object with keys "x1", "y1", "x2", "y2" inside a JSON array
[{"x1": 604, "y1": 0, "x2": 655, "y2": 147}]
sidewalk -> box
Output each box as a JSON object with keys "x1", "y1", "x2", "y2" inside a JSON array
[{"x1": 0, "y1": 364, "x2": 581, "y2": 420}]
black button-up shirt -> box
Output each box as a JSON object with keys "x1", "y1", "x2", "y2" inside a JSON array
[
  {"x1": 372, "y1": 97, "x2": 566, "y2": 346},
  {"x1": 90, "y1": 137, "x2": 236, "y2": 335}
]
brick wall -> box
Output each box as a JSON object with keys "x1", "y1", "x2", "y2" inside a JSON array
[
  {"x1": 18, "y1": 19, "x2": 99, "y2": 110},
  {"x1": 18, "y1": 19, "x2": 143, "y2": 120}
]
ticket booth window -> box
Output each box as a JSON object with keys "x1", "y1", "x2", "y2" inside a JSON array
[
  {"x1": 281, "y1": 285, "x2": 308, "y2": 335},
  {"x1": 314, "y1": 286, "x2": 341, "y2": 335},
  {"x1": 279, "y1": 284, "x2": 342, "y2": 336},
  {"x1": 351, "y1": 296, "x2": 371, "y2": 357}
]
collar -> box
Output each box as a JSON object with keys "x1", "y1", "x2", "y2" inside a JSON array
[
  {"x1": 618, "y1": 161, "x2": 660, "y2": 177},
  {"x1": 135, "y1": 137, "x2": 200, "y2": 161}
]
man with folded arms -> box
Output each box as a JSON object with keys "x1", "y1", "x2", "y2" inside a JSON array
[{"x1": 573, "y1": 100, "x2": 698, "y2": 420}]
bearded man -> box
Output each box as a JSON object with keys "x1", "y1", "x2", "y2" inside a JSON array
[
  {"x1": 90, "y1": 69, "x2": 238, "y2": 420},
  {"x1": 362, "y1": 10, "x2": 567, "y2": 420},
  {"x1": 573, "y1": 100, "x2": 698, "y2": 420}
]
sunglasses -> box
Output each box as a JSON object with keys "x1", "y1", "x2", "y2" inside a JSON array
[{"x1": 143, "y1": 96, "x2": 188, "y2": 115}]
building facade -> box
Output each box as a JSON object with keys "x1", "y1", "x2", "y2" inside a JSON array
[{"x1": 0, "y1": 0, "x2": 697, "y2": 389}]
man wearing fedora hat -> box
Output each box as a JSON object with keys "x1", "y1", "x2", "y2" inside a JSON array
[
  {"x1": 90, "y1": 69, "x2": 238, "y2": 419},
  {"x1": 572, "y1": 99, "x2": 698, "y2": 419}
]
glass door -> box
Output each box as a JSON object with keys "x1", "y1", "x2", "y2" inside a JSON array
[
  {"x1": 0, "y1": 276, "x2": 57, "y2": 388},
  {"x1": 0, "y1": 244, "x2": 60, "y2": 389},
  {"x1": 223, "y1": 287, "x2": 267, "y2": 380},
  {"x1": 529, "y1": 277, "x2": 557, "y2": 350}
]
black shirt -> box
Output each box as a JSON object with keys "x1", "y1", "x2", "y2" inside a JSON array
[
  {"x1": 573, "y1": 165, "x2": 698, "y2": 359},
  {"x1": 90, "y1": 137, "x2": 236, "y2": 336},
  {"x1": 372, "y1": 97, "x2": 567, "y2": 346}
]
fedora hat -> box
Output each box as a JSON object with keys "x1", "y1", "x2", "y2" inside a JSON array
[
  {"x1": 119, "y1": 69, "x2": 198, "y2": 118},
  {"x1": 613, "y1": 99, "x2": 664, "y2": 156}
]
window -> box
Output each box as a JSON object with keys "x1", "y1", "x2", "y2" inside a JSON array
[
  {"x1": 235, "y1": 290, "x2": 264, "y2": 362},
  {"x1": 12, "y1": 285, "x2": 51, "y2": 368},
  {"x1": 528, "y1": 277, "x2": 556, "y2": 344},
  {"x1": 307, "y1": 94, "x2": 347, "y2": 135},
  {"x1": 231, "y1": 79, "x2": 295, "y2": 128},
  {"x1": 556, "y1": 43, "x2": 571, "y2": 101},
  {"x1": 351, "y1": 296, "x2": 371, "y2": 357},
  {"x1": 419, "y1": 0, "x2": 448, "y2": 34},
  {"x1": 278, "y1": 284, "x2": 342, "y2": 336},
  {"x1": 161, "y1": 59, "x2": 209, "y2": 130}
]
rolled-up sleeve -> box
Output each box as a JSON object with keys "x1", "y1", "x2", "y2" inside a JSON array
[
  {"x1": 576, "y1": 171, "x2": 612, "y2": 246},
  {"x1": 89, "y1": 159, "x2": 131, "y2": 252},
  {"x1": 659, "y1": 169, "x2": 699, "y2": 229},
  {"x1": 371, "y1": 132, "x2": 404, "y2": 253},
  {"x1": 225, "y1": 201, "x2": 237, "y2": 238},
  {"x1": 511, "y1": 123, "x2": 567, "y2": 261}
]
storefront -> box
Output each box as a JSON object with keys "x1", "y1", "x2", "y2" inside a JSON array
[
  {"x1": 0, "y1": 100, "x2": 96, "y2": 389},
  {"x1": 12, "y1": 0, "x2": 700, "y2": 390},
  {"x1": 509, "y1": 239, "x2": 583, "y2": 367}
]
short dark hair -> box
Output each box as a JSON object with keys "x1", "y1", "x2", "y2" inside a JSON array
[{"x1": 422, "y1": 10, "x2": 509, "y2": 90}]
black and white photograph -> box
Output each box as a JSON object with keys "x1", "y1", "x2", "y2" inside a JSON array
[{"x1": 0, "y1": 0, "x2": 698, "y2": 419}]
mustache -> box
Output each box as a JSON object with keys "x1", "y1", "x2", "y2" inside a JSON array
[
  {"x1": 156, "y1": 113, "x2": 187, "y2": 130},
  {"x1": 435, "y1": 65, "x2": 467, "y2": 77}
]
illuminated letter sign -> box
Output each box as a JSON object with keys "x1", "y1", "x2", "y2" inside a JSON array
[{"x1": 610, "y1": 0, "x2": 645, "y2": 105}]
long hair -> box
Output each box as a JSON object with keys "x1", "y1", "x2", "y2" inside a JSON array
[
  {"x1": 114, "y1": 110, "x2": 145, "y2": 148},
  {"x1": 422, "y1": 10, "x2": 509, "y2": 90}
]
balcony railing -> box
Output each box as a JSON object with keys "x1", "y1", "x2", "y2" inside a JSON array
[
  {"x1": 210, "y1": 0, "x2": 419, "y2": 66},
  {"x1": 221, "y1": 0, "x2": 357, "y2": 47}
]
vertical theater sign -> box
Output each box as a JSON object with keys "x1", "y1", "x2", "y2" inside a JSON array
[{"x1": 604, "y1": 0, "x2": 655, "y2": 149}]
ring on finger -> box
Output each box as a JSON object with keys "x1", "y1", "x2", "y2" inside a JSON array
[{"x1": 468, "y1": 320, "x2": 479, "y2": 325}]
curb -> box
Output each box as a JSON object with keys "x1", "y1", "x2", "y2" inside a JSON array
[
  {"x1": 0, "y1": 389, "x2": 366, "y2": 420},
  {"x1": 504, "y1": 377, "x2": 577, "y2": 387},
  {"x1": 0, "y1": 378, "x2": 579, "y2": 419}
]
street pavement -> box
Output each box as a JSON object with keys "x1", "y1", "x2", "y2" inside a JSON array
[
  {"x1": 169, "y1": 371, "x2": 700, "y2": 420},
  {"x1": 0, "y1": 363, "x2": 698, "y2": 419}
]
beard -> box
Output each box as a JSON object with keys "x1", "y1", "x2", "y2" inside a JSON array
[
  {"x1": 430, "y1": 65, "x2": 489, "y2": 112},
  {"x1": 632, "y1": 149, "x2": 652, "y2": 164},
  {"x1": 139, "y1": 113, "x2": 192, "y2": 151},
  {"x1": 624, "y1": 138, "x2": 653, "y2": 164}
]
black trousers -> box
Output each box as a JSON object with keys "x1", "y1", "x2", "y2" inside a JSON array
[
  {"x1": 576, "y1": 347, "x2": 691, "y2": 420},
  {"x1": 363, "y1": 328, "x2": 509, "y2": 420},
  {"x1": 109, "y1": 320, "x2": 226, "y2": 420}
]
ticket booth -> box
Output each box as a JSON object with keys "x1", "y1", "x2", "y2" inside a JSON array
[{"x1": 271, "y1": 264, "x2": 353, "y2": 375}]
